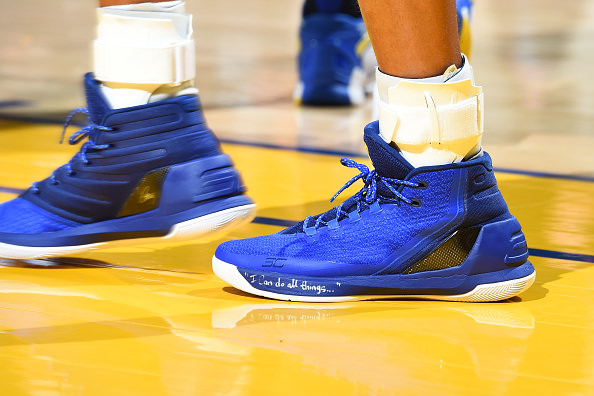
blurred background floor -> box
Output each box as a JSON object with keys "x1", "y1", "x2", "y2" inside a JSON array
[{"x1": 0, "y1": 0, "x2": 593, "y2": 395}]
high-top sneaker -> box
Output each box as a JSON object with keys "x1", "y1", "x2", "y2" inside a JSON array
[
  {"x1": 0, "y1": 74, "x2": 255, "y2": 259},
  {"x1": 213, "y1": 121, "x2": 534, "y2": 302},
  {"x1": 294, "y1": 11, "x2": 372, "y2": 106}
]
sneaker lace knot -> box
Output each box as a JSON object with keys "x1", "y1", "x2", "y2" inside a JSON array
[
  {"x1": 302, "y1": 157, "x2": 422, "y2": 234},
  {"x1": 31, "y1": 108, "x2": 113, "y2": 193}
]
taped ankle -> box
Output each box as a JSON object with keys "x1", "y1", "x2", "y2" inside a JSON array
[
  {"x1": 377, "y1": 55, "x2": 483, "y2": 167},
  {"x1": 93, "y1": 2, "x2": 195, "y2": 85}
]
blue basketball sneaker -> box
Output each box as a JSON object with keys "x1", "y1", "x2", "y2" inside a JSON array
[
  {"x1": 0, "y1": 74, "x2": 255, "y2": 259},
  {"x1": 294, "y1": 3, "x2": 373, "y2": 106},
  {"x1": 213, "y1": 122, "x2": 535, "y2": 302}
]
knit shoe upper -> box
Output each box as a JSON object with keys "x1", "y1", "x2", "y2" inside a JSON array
[
  {"x1": 213, "y1": 122, "x2": 534, "y2": 302},
  {"x1": 0, "y1": 74, "x2": 255, "y2": 258}
]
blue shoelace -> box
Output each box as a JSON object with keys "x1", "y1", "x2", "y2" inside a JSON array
[
  {"x1": 31, "y1": 108, "x2": 112, "y2": 193},
  {"x1": 302, "y1": 158, "x2": 424, "y2": 235}
]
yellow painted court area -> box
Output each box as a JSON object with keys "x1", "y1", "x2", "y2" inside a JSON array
[{"x1": 1, "y1": 0, "x2": 594, "y2": 395}]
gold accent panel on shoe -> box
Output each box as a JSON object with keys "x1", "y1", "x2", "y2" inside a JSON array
[
  {"x1": 118, "y1": 168, "x2": 170, "y2": 217},
  {"x1": 403, "y1": 227, "x2": 481, "y2": 274}
]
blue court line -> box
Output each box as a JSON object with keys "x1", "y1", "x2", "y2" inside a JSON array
[
  {"x1": 528, "y1": 248, "x2": 594, "y2": 264},
  {"x1": 252, "y1": 217, "x2": 594, "y2": 264},
  {"x1": 219, "y1": 138, "x2": 365, "y2": 159},
  {"x1": 218, "y1": 138, "x2": 594, "y2": 183},
  {"x1": 0, "y1": 113, "x2": 592, "y2": 183},
  {"x1": 0, "y1": 100, "x2": 32, "y2": 109},
  {"x1": 493, "y1": 168, "x2": 594, "y2": 183},
  {"x1": 0, "y1": 113, "x2": 69, "y2": 125},
  {"x1": 253, "y1": 216, "x2": 297, "y2": 228},
  {"x1": 0, "y1": 187, "x2": 25, "y2": 195}
]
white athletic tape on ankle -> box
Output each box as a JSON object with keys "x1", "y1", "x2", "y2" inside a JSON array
[
  {"x1": 376, "y1": 57, "x2": 483, "y2": 167},
  {"x1": 379, "y1": 84, "x2": 483, "y2": 145},
  {"x1": 94, "y1": 7, "x2": 195, "y2": 84},
  {"x1": 378, "y1": 81, "x2": 484, "y2": 165}
]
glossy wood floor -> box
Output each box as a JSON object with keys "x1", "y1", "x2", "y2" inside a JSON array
[{"x1": 1, "y1": 0, "x2": 594, "y2": 395}]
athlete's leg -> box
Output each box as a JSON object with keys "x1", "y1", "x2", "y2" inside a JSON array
[
  {"x1": 212, "y1": 0, "x2": 534, "y2": 302},
  {"x1": 359, "y1": 0, "x2": 462, "y2": 78},
  {"x1": 92, "y1": 0, "x2": 197, "y2": 109},
  {"x1": 296, "y1": 0, "x2": 474, "y2": 107},
  {"x1": 364, "y1": 0, "x2": 482, "y2": 167}
]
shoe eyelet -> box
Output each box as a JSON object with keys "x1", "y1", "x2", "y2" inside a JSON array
[
  {"x1": 370, "y1": 200, "x2": 382, "y2": 213},
  {"x1": 416, "y1": 181, "x2": 428, "y2": 190},
  {"x1": 410, "y1": 198, "x2": 422, "y2": 207},
  {"x1": 348, "y1": 211, "x2": 361, "y2": 223},
  {"x1": 328, "y1": 219, "x2": 340, "y2": 230},
  {"x1": 304, "y1": 226, "x2": 317, "y2": 236}
]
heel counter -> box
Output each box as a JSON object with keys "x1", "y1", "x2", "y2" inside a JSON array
[
  {"x1": 159, "y1": 154, "x2": 248, "y2": 215},
  {"x1": 466, "y1": 217, "x2": 530, "y2": 275},
  {"x1": 505, "y1": 229, "x2": 530, "y2": 266},
  {"x1": 192, "y1": 161, "x2": 246, "y2": 202}
]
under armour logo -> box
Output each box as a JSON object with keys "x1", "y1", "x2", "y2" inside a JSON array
[
  {"x1": 139, "y1": 186, "x2": 157, "y2": 204},
  {"x1": 263, "y1": 257, "x2": 287, "y2": 268}
]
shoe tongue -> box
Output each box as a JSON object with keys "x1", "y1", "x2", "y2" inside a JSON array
[
  {"x1": 84, "y1": 73, "x2": 112, "y2": 124},
  {"x1": 363, "y1": 122, "x2": 413, "y2": 180}
]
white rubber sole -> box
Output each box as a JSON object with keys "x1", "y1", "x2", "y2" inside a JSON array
[
  {"x1": 212, "y1": 257, "x2": 536, "y2": 303},
  {"x1": 0, "y1": 204, "x2": 256, "y2": 260}
]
